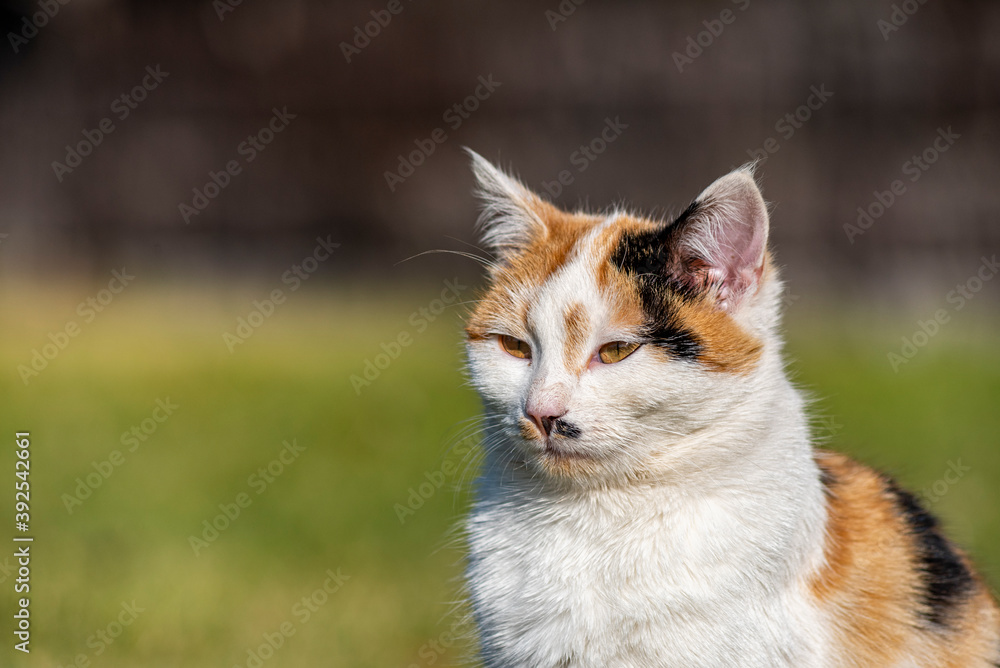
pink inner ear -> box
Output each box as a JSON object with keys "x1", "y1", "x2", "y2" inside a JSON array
[
  {"x1": 679, "y1": 172, "x2": 769, "y2": 311},
  {"x1": 712, "y1": 204, "x2": 766, "y2": 301}
]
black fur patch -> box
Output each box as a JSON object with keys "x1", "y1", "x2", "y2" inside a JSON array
[
  {"x1": 553, "y1": 419, "x2": 581, "y2": 439},
  {"x1": 884, "y1": 477, "x2": 974, "y2": 628},
  {"x1": 817, "y1": 461, "x2": 837, "y2": 497},
  {"x1": 609, "y1": 203, "x2": 702, "y2": 361},
  {"x1": 638, "y1": 289, "x2": 702, "y2": 360}
]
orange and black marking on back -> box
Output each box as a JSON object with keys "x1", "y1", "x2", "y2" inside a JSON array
[{"x1": 812, "y1": 451, "x2": 1000, "y2": 666}]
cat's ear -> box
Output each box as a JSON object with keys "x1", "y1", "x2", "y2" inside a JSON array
[
  {"x1": 466, "y1": 149, "x2": 548, "y2": 262},
  {"x1": 666, "y1": 165, "x2": 769, "y2": 311}
]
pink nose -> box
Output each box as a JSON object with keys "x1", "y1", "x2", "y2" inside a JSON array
[{"x1": 524, "y1": 404, "x2": 567, "y2": 437}]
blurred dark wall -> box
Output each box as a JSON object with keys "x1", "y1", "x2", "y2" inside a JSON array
[{"x1": 0, "y1": 0, "x2": 997, "y2": 303}]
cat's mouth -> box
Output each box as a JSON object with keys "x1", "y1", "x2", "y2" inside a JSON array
[{"x1": 505, "y1": 415, "x2": 606, "y2": 478}]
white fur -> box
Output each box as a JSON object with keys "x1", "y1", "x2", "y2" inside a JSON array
[{"x1": 463, "y1": 164, "x2": 837, "y2": 667}]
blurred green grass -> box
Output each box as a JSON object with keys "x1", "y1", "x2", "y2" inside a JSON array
[{"x1": 0, "y1": 283, "x2": 997, "y2": 667}]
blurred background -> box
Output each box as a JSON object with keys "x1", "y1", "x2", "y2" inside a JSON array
[{"x1": 0, "y1": 0, "x2": 998, "y2": 666}]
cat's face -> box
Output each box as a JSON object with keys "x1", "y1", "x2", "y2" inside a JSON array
[{"x1": 464, "y1": 153, "x2": 781, "y2": 487}]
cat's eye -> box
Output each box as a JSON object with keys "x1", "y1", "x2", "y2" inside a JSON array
[
  {"x1": 499, "y1": 335, "x2": 532, "y2": 359},
  {"x1": 598, "y1": 341, "x2": 641, "y2": 364}
]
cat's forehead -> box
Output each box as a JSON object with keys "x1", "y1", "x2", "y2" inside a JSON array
[
  {"x1": 499, "y1": 207, "x2": 615, "y2": 290},
  {"x1": 467, "y1": 210, "x2": 648, "y2": 337},
  {"x1": 529, "y1": 215, "x2": 644, "y2": 323}
]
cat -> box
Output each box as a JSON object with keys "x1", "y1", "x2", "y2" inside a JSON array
[{"x1": 460, "y1": 151, "x2": 1000, "y2": 667}]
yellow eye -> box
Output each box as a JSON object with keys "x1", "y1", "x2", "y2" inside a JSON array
[
  {"x1": 499, "y1": 335, "x2": 532, "y2": 359},
  {"x1": 598, "y1": 341, "x2": 640, "y2": 364}
]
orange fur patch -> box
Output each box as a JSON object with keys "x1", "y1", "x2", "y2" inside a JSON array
[
  {"x1": 518, "y1": 416, "x2": 538, "y2": 441},
  {"x1": 809, "y1": 452, "x2": 913, "y2": 663},
  {"x1": 502, "y1": 200, "x2": 601, "y2": 291},
  {"x1": 672, "y1": 298, "x2": 762, "y2": 373},
  {"x1": 562, "y1": 302, "x2": 589, "y2": 369}
]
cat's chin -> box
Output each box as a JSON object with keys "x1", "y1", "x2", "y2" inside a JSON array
[
  {"x1": 500, "y1": 418, "x2": 620, "y2": 483},
  {"x1": 543, "y1": 441, "x2": 589, "y2": 458},
  {"x1": 533, "y1": 454, "x2": 600, "y2": 479},
  {"x1": 517, "y1": 440, "x2": 604, "y2": 479}
]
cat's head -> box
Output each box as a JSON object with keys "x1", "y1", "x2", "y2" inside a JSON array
[{"x1": 464, "y1": 152, "x2": 785, "y2": 488}]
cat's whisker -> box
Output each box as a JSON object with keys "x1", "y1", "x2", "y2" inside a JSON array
[
  {"x1": 396, "y1": 248, "x2": 499, "y2": 270},
  {"x1": 442, "y1": 234, "x2": 499, "y2": 261}
]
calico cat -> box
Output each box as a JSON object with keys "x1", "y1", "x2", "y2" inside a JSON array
[{"x1": 461, "y1": 151, "x2": 1000, "y2": 667}]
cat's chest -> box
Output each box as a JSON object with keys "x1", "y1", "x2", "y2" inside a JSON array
[{"x1": 465, "y1": 488, "x2": 825, "y2": 668}]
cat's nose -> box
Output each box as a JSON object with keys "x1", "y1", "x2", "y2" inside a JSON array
[{"x1": 525, "y1": 406, "x2": 567, "y2": 438}]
